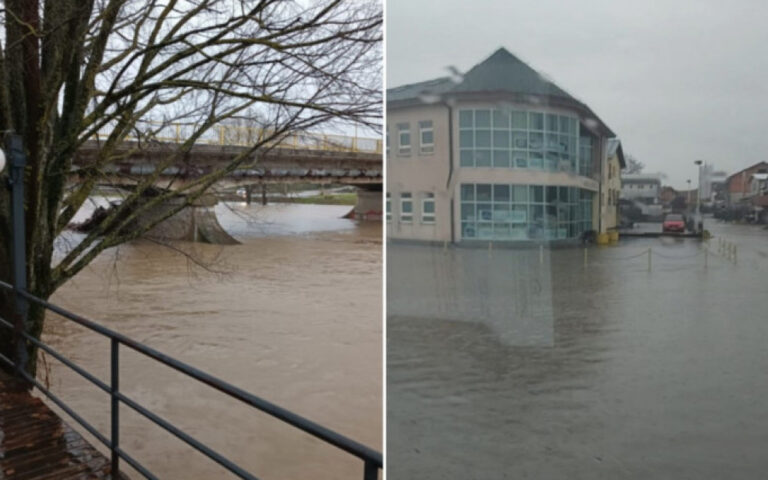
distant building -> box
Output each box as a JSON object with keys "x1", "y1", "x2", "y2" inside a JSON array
[
  {"x1": 603, "y1": 138, "x2": 626, "y2": 231},
  {"x1": 660, "y1": 186, "x2": 678, "y2": 206},
  {"x1": 700, "y1": 164, "x2": 728, "y2": 204},
  {"x1": 724, "y1": 162, "x2": 768, "y2": 206},
  {"x1": 620, "y1": 173, "x2": 662, "y2": 203},
  {"x1": 386, "y1": 48, "x2": 623, "y2": 243}
]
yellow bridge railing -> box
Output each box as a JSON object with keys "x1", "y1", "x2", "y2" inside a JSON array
[{"x1": 94, "y1": 122, "x2": 383, "y2": 154}]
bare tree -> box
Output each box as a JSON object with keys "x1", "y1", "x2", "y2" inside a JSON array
[
  {"x1": 624, "y1": 154, "x2": 644, "y2": 174},
  {"x1": 0, "y1": 0, "x2": 382, "y2": 377}
]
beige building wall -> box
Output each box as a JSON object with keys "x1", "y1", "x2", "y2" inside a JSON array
[
  {"x1": 601, "y1": 149, "x2": 622, "y2": 232},
  {"x1": 387, "y1": 104, "x2": 452, "y2": 242}
]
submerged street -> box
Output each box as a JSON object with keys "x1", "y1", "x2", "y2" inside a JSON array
[
  {"x1": 43, "y1": 202, "x2": 382, "y2": 480},
  {"x1": 388, "y1": 220, "x2": 768, "y2": 479}
]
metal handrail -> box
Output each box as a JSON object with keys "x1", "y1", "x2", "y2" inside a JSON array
[
  {"x1": 0, "y1": 280, "x2": 382, "y2": 479},
  {"x1": 92, "y1": 122, "x2": 383, "y2": 154}
]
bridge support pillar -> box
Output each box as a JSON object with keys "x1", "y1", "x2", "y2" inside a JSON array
[
  {"x1": 140, "y1": 194, "x2": 240, "y2": 245},
  {"x1": 345, "y1": 186, "x2": 382, "y2": 221}
]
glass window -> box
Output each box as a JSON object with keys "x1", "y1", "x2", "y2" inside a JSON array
[
  {"x1": 460, "y1": 150, "x2": 474, "y2": 167},
  {"x1": 461, "y1": 184, "x2": 474, "y2": 201},
  {"x1": 398, "y1": 123, "x2": 410, "y2": 154},
  {"x1": 475, "y1": 150, "x2": 491, "y2": 167},
  {"x1": 475, "y1": 130, "x2": 491, "y2": 148},
  {"x1": 459, "y1": 110, "x2": 473, "y2": 128},
  {"x1": 493, "y1": 185, "x2": 510, "y2": 202},
  {"x1": 512, "y1": 111, "x2": 527, "y2": 129},
  {"x1": 460, "y1": 130, "x2": 473, "y2": 148},
  {"x1": 493, "y1": 110, "x2": 510, "y2": 128},
  {"x1": 546, "y1": 114, "x2": 558, "y2": 132},
  {"x1": 475, "y1": 110, "x2": 491, "y2": 128},
  {"x1": 419, "y1": 121, "x2": 434, "y2": 154},
  {"x1": 530, "y1": 112, "x2": 544, "y2": 130},
  {"x1": 493, "y1": 130, "x2": 509, "y2": 149},
  {"x1": 422, "y1": 193, "x2": 435, "y2": 223},
  {"x1": 492, "y1": 150, "x2": 510, "y2": 167},
  {"x1": 400, "y1": 192, "x2": 413, "y2": 222},
  {"x1": 476, "y1": 184, "x2": 492, "y2": 201}
]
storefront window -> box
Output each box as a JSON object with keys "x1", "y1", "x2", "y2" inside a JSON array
[{"x1": 460, "y1": 183, "x2": 593, "y2": 240}]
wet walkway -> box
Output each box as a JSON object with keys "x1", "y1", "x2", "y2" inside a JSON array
[{"x1": 0, "y1": 370, "x2": 115, "y2": 479}]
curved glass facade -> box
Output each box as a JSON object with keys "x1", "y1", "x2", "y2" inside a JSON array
[
  {"x1": 460, "y1": 183, "x2": 593, "y2": 240},
  {"x1": 458, "y1": 108, "x2": 592, "y2": 174}
]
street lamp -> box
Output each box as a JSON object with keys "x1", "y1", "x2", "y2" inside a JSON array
[
  {"x1": 695, "y1": 160, "x2": 704, "y2": 231},
  {"x1": 686, "y1": 179, "x2": 691, "y2": 207}
]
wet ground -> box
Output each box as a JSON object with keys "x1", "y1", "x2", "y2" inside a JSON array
[
  {"x1": 44, "y1": 202, "x2": 382, "y2": 479},
  {"x1": 387, "y1": 219, "x2": 768, "y2": 479}
]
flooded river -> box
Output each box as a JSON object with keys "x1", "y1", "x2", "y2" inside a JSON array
[
  {"x1": 44, "y1": 202, "x2": 382, "y2": 479},
  {"x1": 388, "y1": 220, "x2": 768, "y2": 479}
]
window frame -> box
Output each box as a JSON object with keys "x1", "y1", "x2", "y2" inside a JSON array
[
  {"x1": 421, "y1": 193, "x2": 435, "y2": 223},
  {"x1": 400, "y1": 192, "x2": 413, "y2": 223},
  {"x1": 419, "y1": 121, "x2": 434, "y2": 154},
  {"x1": 397, "y1": 123, "x2": 411, "y2": 155}
]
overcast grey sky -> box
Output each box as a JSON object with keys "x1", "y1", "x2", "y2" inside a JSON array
[{"x1": 386, "y1": 0, "x2": 768, "y2": 189}]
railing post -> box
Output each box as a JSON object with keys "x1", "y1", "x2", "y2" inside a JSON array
[
  {"x1": 6, "y1": 134, "x2": 29, "y2": 376},
  {"x1": 363, "y1": 460, "x2": 378, "y2": 480},
  {"x1": 111, "y1": 338, "x2": 120, "y2": 475}
]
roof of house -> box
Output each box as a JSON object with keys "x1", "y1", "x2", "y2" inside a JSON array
[
  {"x1": 387, "y1": 47, "x2": 616, "y2": 137},
  {"x1": 725, "y1": 161, "x2": 768, "y2": 184},
  {"x1": 621, "y1": 173, "x2": 663, "y2": 185},
  {"x1": 605, "y1": 138, "x2": 626, "y2": 169},
  {"x1": 450, "y1": 48, "x2": 577, "y2": 100}
]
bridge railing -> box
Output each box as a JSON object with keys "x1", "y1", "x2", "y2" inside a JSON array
[
  {"x1": 0, "y1": 280, "x2": 382, "y2": 479},
  {"x1": 93, "y1": 122, "x2": 383, "y2": 154}
]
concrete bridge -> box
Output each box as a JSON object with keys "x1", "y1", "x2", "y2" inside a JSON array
[{"x1": 71, "y1": 125, "x2": 383, "y2": 243}]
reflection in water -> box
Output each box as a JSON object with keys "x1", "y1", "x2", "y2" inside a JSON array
[
  {"x1": 44, "y1": 202, "x2": 381, "y2": 479},
  {"x1": 388, "y1": 222, "x2": 768, "y2": 479}
]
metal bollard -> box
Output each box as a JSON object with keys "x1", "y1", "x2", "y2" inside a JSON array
[
  {"x1": 733, "y1": 244, "x2": 737, "y2": 264},
  {"x1": 704, "y1": 246, "x2": 708, "y2": 270},
  {"x1": 488, "y1": 241, "x2": 493, "y2": 257},
  {"x1": 584, "y1": 247, "x2": 588, "y2": 268},
  {"x1": 539, "y1": 244, "x2": 544, "y2": 265}
]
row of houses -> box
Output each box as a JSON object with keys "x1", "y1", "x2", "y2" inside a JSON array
[{"x1": 386, "y1": 48, "x2": 625, "y2": 244}]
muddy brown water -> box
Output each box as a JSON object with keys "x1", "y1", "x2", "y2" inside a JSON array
[
  {"x1": 42, "y1": 202, "x2": 382, "y2": 479},
  {"x1": 388, "y1": 219, "x2": 768, "y2": 479}
]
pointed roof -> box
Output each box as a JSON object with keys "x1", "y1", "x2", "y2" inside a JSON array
[
  {"x1": 450, "y1": 48, "x2": 576, "y2": 101},
  {"x1": 387, "y1": 47, "x2": 616, "y2": 137}
]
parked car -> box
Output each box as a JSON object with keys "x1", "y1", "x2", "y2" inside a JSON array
[{"x1": 662, "y1": 213, "x2": 686, "y2": 233}]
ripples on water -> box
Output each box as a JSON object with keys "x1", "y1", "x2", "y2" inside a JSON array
[
  {"x1": 44, "y1": 202, "x2": 381, "y2": 479},
  {"x1": 388, "y1": 222, "x2": 768, "y2": 479}
]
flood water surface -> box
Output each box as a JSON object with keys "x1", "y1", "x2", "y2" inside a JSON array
[
  {"x1": 44, "y1": 202, "x2": 382, "y2": 479},
  {"x1": 388, "y1": 220, "x2": 768, "y2": 479}
]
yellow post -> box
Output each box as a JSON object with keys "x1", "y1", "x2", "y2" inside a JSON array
[
  {"x1": 219, "y1": 125, "x2": 225, "y2": 145},
  {"x1": 175, "y1": 124, "x2": 181, "y2": 143}
]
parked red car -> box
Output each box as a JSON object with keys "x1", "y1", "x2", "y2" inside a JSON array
[{"x1": 662, "y1": 213, "x2": 686, "y2": 233}]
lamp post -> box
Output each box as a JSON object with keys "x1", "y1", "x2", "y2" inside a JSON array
[
  {"x1": 686, "y1": 179, "x2": 691, "y2": 208},
  {"x1": 695, "y1": 160, "x2": 704, "y2": 232}
]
